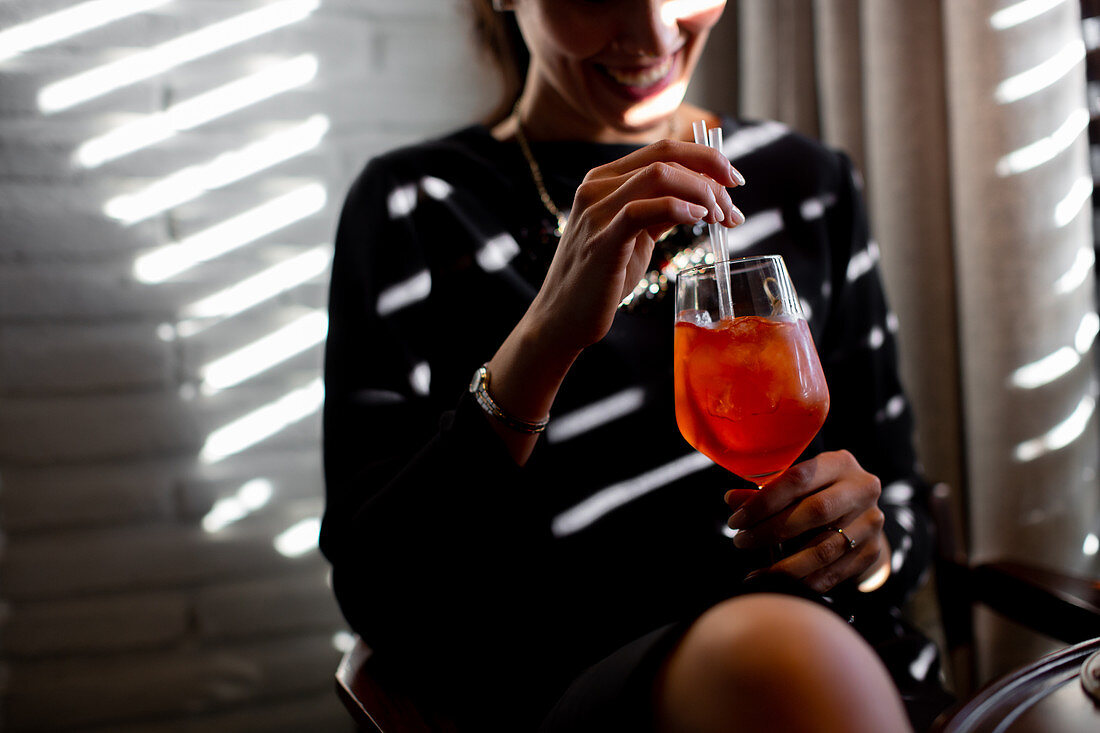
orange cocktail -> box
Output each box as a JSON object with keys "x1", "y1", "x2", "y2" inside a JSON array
[
  {"x1": 675, "y1": 316, "x2": 829, "y2": 485},
  {"x1": 673, "y1": 256, "x2": 829, "y2": 487}
]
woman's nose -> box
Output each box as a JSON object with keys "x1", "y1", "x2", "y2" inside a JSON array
[{"x1": 613, "y1": 0, "x2": 681, "y2": 57}]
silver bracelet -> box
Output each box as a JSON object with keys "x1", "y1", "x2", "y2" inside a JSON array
[{"x1": 469, "y1": 364, "x2": 549, "y2": 434}]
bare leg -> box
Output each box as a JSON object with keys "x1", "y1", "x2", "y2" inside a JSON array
[{"x1": 654, "y1": 594, "x2": 912, "y2": 733}]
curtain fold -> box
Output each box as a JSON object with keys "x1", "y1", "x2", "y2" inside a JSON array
[
  {"x1": 720, "y1": 0, "x2": 1099, "y2": 685},
  {"x1": 738, "y1": 0, "x2": 820, "y2": 137},
  {"x1": 862, "y1": 0, "x2": 962, "y2": 498},
  {"x1": 813, "y1": 0, "x2": 865, "y2": 173}
]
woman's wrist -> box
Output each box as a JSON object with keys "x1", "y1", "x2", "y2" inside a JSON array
[
  {"x1": 480, "y1": 311, "x2": 581, "y2": 465},
  {"x1": 470, "y1": 364, "x2": 550, "y2": 433},
  {"x1": 487, "y1": 312, "x2": 580, "y2": 421}
]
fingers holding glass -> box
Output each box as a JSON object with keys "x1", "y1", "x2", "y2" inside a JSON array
[
  {"x1": 726, "y1": 452, "x2": 880, "y2": 544},
  {"x1": 744, "y1": 511, "x2": 886, "y2": 593}
]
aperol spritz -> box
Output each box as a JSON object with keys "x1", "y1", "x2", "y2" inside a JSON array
[{"x1": 674, "y1": 255, "x2": 829, "y2": 487}]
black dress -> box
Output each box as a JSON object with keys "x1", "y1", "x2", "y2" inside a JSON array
[{"x1": 321, "y1": 118, "x2": 950, "y2": 731}]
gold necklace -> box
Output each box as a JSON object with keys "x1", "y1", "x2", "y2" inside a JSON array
[
  {"x1": 512, "y1": 113, "x2": 568, "y2": 237},
  {"x1": 511, "y1": 109, "x2": 680, "y2": 239}
]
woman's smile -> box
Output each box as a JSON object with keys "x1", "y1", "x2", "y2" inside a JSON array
[
  {"x1": 508, "y1": 0, "x2": 725, "y2": 141},
  {"x1": 594, "y1": 47, "x2": 683, "y2": 101}
]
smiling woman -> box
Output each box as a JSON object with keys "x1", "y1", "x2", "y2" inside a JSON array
[
  {"x1": 320, "y1": 1, "x2": 951, "y2": 731},
  {"x1": 505, "y1": 0, "x2": 724, "y2": 140},
  {"x1": 484, "y1": 0, "x2": 724, "y2": 142}
]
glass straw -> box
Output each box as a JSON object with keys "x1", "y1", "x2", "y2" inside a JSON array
[{"x1": 692, "y1": 120, "x2": 733, "y2": 319}]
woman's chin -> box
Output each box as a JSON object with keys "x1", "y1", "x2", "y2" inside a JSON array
[{"x1": 617, "y1": 81, "x2": 690, "y2": 135}]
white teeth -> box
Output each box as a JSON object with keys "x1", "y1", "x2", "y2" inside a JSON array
[{"x1": 604, "y1": 56, "x2": 673, "y2": 87}]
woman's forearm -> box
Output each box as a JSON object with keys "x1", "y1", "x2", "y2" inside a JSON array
[{"x1": 483, "y1": 306, "x2": 582, "y2": 466}]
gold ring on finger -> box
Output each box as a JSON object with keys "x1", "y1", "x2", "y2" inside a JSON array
[{"x1": 833, "y1": 526, "x2": 856, "y2": 551}]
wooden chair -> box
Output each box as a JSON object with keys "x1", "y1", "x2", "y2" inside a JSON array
[
  {"x1": 929, "y1": 483, "x2": 1100, "y2": 694},
  {"x1": 931, "y1": 636, "x2": 1100, "y2": 732},
  {"x1": 334, "y1": 638, "x2": 460, "y2": 733}
]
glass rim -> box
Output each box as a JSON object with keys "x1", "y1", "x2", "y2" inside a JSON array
[{"x1": 676, "y1": 254, "x2": 786, "y2": 280}]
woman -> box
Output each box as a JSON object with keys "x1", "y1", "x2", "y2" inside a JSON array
[{"x1": 321, "y1": 1, "x2": 950, "y2": 730}]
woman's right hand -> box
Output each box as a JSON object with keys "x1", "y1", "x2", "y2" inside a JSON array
[
  {"x1": 529, "y1": 139, "x2": 745, "y2": 354},
  {"x1": 484, "y1": 138, "x2": 744, "y2": 465}
]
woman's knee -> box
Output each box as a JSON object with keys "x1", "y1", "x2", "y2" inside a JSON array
[{"x1": 654, "y1": 594, "x2": 911, "y2": 733}]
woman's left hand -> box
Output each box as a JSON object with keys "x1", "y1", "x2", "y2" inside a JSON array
[{"x1": 725, "y1": 450, "x2": 888, "y2": 593}]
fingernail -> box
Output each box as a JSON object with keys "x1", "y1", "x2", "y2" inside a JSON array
[
  {"x1": 688, "y1": 203, "x2": 708, "y2": 219},
  {"x1": 707, "y1": 189, "x2": 723, "y2": 222},
  {"x1": 732, "y1": 530, "x2": 754, "y2": 548},
  {"x1": 743, "y1": 570, "x2": 763, "y2": 583},
  {"x1": 730, "y1": 165, "x2": 745, "y2": 186},
  {"x1": 727, "y1": 205, "x2": 745, "y2": 226},
  {"x1": 728, "y1": 508, "x2": 747, "y2": 528}
]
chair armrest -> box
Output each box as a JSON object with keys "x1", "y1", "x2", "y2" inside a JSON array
[
  {"x1": 335, "y1": 638, "x2": 461, "y2": 733},
  {"x1": 970, "y1": 561, "x2": 1100, "y2": 645},
  {"x1": 335, "y1": 640, "x2": 384, "y2": 732}
]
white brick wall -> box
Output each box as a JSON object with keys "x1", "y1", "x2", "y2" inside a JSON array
[{"x1": 0, "y1": 0, "x2": 499, "y2": 729}]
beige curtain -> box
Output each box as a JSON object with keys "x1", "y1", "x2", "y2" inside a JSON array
[{"x1": 695, "y1": 0, "x2": 1100, "y2": 684}]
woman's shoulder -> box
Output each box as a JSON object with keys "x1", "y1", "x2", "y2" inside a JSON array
[
  {"x1": 340, "y1": 124, "x2": 517, "y2": 217},
  {"x1": 725, "y1": 117, "x2": 848, "y2": 170},
  {"x1": 358, "y1": 124, "x2": 504, "y2": 183},
  {"x1": 722, "y1": 116, "x2": 856, "y2": 199}
]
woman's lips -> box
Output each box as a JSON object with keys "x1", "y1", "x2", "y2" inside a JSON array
[
  {"x1": 595, "y1": 48, "x2": 682, "y2": 101},
  {"x1": 601, "y1": 55, "x2": 674, "y2": 86}
]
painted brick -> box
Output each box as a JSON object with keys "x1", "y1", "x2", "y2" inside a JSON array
[
  {"x1": 83, "y1": 114, "x2": 339, "y2": 180},
  {"x1": 371, "y1": 17, "x2": 486, "y2": 77},
  {"x1": 159, "y1": 180, "x2": 337, "y2": 237},
  {"x1": 0, "y1": 1, "x2": 76, "y2": 22},
  {"x1": 161, "y1": 24, "x2": 372, "y2": 102},
  {"x1": 0, "y1": 322, "x2": 174, "y2": 395},
  {"x1": 0, "y1": 180, "x2": 167, "y2": 257},
  {"x1": 0, "y1": 52, "x2": 163, "y2": 117},
  {"x1": 178, "y1": 447, "x2": 323, "y2": 520},
  {"x1": 3, "y1": 591, "x2": 189, "y2": 658},
  {"x1": 0, "y1": 263, "x2": 187, "y2": 320},
  {"x1": 192, "y1": 376, "x2": 324, "y2": 452},
  {"x1": 324, "y1": 0, "x2": 452, "y2": 18},
  {"x1": 161, "y1": 257, "x2": 330, "y2": 330},
  {"x1": 0, "y1": 461, "x2": 176, "y2": 532},
  {"x1": 1, "y1": 508, "x2": 325, "y2": 601},
  {"x1": 196, "y1": 569, "x2": 342, "y2": 639},
  {"x1": 176, "y1": 302, "x2": 323, "y2": 374},
  {"x1": 0, "y1": 117, "x2": 107, "y2": 180},
  {"x1": 330, "y1": 76, "x2": 498, "y2": 132},
  {"x1": 0, "y1": 392, "x2": 200, "y2": 465},
  {"x1": 0, "y1": 1, "x2": 185, "y2": 51},
  {"x1": 5, "y1": 633, "x2": 344, "y2": 730}
]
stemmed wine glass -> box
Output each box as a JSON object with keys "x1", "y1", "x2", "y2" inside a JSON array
[{"x1": 674, "y1": 255, "x2": 830, "y2": 492}]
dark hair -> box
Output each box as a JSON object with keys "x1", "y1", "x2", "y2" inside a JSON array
[{"x1": 469, "y1": 0, "x2": 530, "y2": 126}]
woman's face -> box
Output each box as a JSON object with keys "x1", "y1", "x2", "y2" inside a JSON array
[{"x1": 513, "y1": 0, "x2": 726, "y2": 141}]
